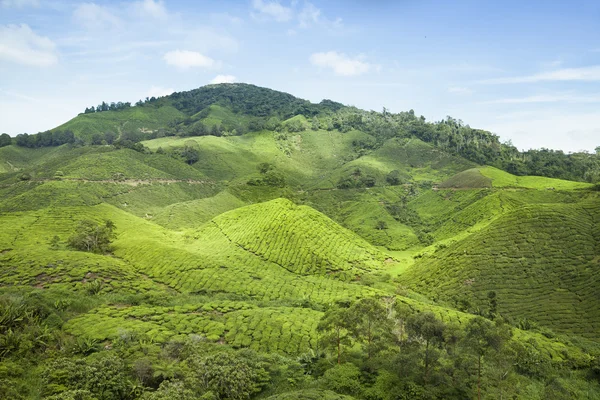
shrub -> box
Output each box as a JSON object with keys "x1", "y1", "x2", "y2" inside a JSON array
[
  {"x1": 67, "y1": 220, "x2": 116, "y2": 254},
  {"x1": 320, "y1": 363, "x2": 363, "y2": 397}
]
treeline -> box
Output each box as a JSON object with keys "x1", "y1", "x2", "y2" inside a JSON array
[
  {"x1": 83, "y1": 101, "x2": 132, "y2": 114},
  {"x1": 4, "y1": 130, "x2": 150, "y2": 155},
  {"x1": 170, "y1": 83, "x2": 344, "y2": 119},
  {"x1": 328, "y1": 108, "x2": 600, "y2": 183},
  {"x1": 12, "y1": 130, "x2": 76, "y2": 148},
  {"x1": 83, "y1": 96, "x2": 167, "y2": 114}
]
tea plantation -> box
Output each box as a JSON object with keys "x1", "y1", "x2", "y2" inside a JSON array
[{"x1": 1, "y1": 83, "x2": 599, "y2": 399}]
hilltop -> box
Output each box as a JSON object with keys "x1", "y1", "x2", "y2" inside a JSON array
[{"x1": 0, "y1": 83, "x2": 599, "y2": 399}]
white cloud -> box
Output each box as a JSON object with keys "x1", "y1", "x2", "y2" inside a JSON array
[
  {"x1": 484, "y1": 94, "x2": 600, "y2": 104},
  {"x1": 1, "y1": 0, "x2": 39, "y2": 8},
  {"x1": 132, "y1": 0, "x2": 168, "y2": 19},
  {"x1": 541, "y1": 59, "x2": 563, "y2": 69},
  {"x1": 0, "y1": 88, "x2": 40, "y2": 103},
  {"x1": 480, "y1": 65, "x2": 600, "y2": 84},
  {"x1": 186, "y1": 28, "x2": 239, "y2": 53},
  {"x1": 251, "y1": 0, "x2": 292, "y2": 22},
  {"x1": 163, "y1": 50, "x2": 217, "y2": 69},
  {"x1": 73, "y1": 3, "x2": 121, "y2": 30},
  {"x1": 0, "y1": 24, "x2": 58, "y2": 67},
  {"x1": 210, "y1": 12, "x2": 243, "y2": 25},
  {"x1": 147, "y1": 86, "x2": 174, "y2": 98},
  {"x1": 486, "y1": 111, "x2": 600, "y2": 152},
  {"x1": 310, "y1": 51, "x2": 374, "y2": 77},
  {"x1": 210, "y1": 75, "x2": 236, "y2": 84},
  {"x1": 297, "y1": 2, "x2": 343, "y2": 31},
  {"x1": 448, "y1": 86, "x2": 473, "y2": 95},
  {"x1": 298, "y1": 3, "x2": 320, "y2": 28}
]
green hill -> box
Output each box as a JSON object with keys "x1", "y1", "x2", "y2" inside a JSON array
[
  {"x1": 52, "y1": 105, "x2": 186, "y2": 143},
  {"x1": 401, "y1": 197, "x2": 600, "y2": 338},
  {"x1": 1, "y1": 83, "x2": 600, "y2": 399},
  {"x1": 211, "y1": 198, "x2": 388, "y2": 276}
]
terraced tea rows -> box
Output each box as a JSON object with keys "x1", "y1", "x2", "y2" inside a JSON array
[
  {"x1": 64, "y1": 302, "x2": 322, "y2": 354},
  {"x1": 212, "y1": 198, "x2": 387, "y2": 275},
  {"x1": 402, "y1": 202, "x2": 600, "y2": 338},
  {"x1": 0, "y1": 202, "x2": 385, "y2": 304},
  {"x1": 0, "y1": 248, "x2": 163, "y2": 294},
  {"x1": 0, "y1": 179, "x2": 220, "y2": 219},
  {"x1": 151, "y1": 190, "x2": 247, "y2": 229},
  {"x1": 118, "y1": 223, "x2": 382, "y2": 304}
]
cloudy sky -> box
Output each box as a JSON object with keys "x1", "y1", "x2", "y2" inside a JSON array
[{"x1": 1, "y1": 0, "x2": 600, "y2": 152}]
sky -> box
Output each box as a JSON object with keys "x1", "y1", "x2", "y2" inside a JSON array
[{"x1": 1, "y1": 0, "x2": 600, "y2": 152}]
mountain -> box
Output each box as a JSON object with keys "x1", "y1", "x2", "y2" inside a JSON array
[{"x1": 1, "y1": 83, "x2": 599, "y2": 399}]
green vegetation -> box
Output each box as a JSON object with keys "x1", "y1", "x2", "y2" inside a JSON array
[
  {"x1": 68, "y1": 219, "x2": 115, "y2": 253},
  {"x1": 1, "y1": 83, "x2": 599, "y2": 399}
]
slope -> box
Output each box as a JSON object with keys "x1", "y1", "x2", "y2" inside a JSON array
[
  {"x1": 53, "y1": 105, "x2": 185, "y2": 143},
  {"x1": 211, "y1": 198, "x2": 389, "y2": 276},
  {"x1": 400, "y1": 198, "x2": 600, "y2": 338}
]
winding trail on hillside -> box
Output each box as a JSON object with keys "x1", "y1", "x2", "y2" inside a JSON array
[{"x1": 0, "y1": 178, "x2": 214, "y2": 188}]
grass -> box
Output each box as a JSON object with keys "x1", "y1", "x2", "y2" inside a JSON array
[
  {"x1": 152, "y1": 190, "x2": 247, "y2": 229},
  {"x1": 199, "y1": 104, "x2": 255, "y2": 129},
  {"x1": 52, "y1": 105, "x2": 185, "y2": 143},
  {"x1": 479, "y1": 166, "x2": 593, "y2": 190},
  {"x1": 438, "y1": 168, "x2": 492, "y2": 188}
]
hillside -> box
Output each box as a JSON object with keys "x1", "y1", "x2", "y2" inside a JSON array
[
  {"x1": 401, "y1": 197, "x2": 600, "y2": 338},
  {"x1": 1, "y1": 83, "x2": 599, "y2": 399}
]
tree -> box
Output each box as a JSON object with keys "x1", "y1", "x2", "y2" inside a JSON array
[
  {"x1": 463, "y1": 317, "x2": 510, "y2": 400},
  {"x1": 15, "y1": 133, "x2": 31, "y2": 147},
  {"x1": 407, "y1": 312, "x2": 446, "y2": 382},
  {"x1": 320, "y1": 363, "x2": 363, "y2": 397},
  {"x1": 140, "y1": 380, "x2": 197, "y2": 400},
  {"x1": 257, "y1": 162, "x2": 273, "y2": 174},
  {"x1": 262, "y1": 171, "x2": 285, "y2": 187},
  {"x1": 180, "y1": 146, "x2": 200, "y2": 165},
  {"x1": 43, "y1": 354, "x2": 130, "y2": 400},
  {"x1": 348, "y1": 298, "x2": 393, "y2": 360},
  {"x1": 317, "y1": 306, "x2": 354, "y2": 365},
  {"x1": 67, "y1": 220, "x2": 116, "y2": 253},
  {"x1": 104, "y1": 131, "x2": 117, "y2": 144},
  {"x1": 179, "y1": 140, "x2": 200, "y2": 164},
  {"x1": 375, "y1": 220, "x2": 388, "y2": 230},
  {"x1": 210, "y1": 125, "x2": 222, "y2": 136},
  {"x1": 0, "y1": 133, "x2": 12, "y2": 147},
  {"x1": 311, "y1": 117, "x2": 320, "y2": 131},
  {"x1": 487, "y1": 291, "x2": 498, "y2": 319},
  {"x1": 385, "y1": 170, "x2": 402, "y2": 185},
  {"x1": 91, "y1": 134, "x2": 103, "y2": 145},
  {"x1": 186, "y1": 351, "x2": 269, "y2": 400}
]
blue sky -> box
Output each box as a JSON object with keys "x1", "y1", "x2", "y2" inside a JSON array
[{"x1": 1, "y1": 0, "x2": 600, "y2": 152}]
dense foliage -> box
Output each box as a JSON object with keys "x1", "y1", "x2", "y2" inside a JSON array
[
  {"x1": 14, "y1": 130, "x2": 76, "y2": 148},
  {"x1": 325, "y1": 108, "x2": 600, "y2": 183},
  {"x1": 84, "y1": 101, "x2": 132, "y2": 114},
  {"x1": 67, "y1": 219, "x2": 116, "y2": 253},
  {"x1": 170, "y1": 83, "x2": 343, "y2": 118}
]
